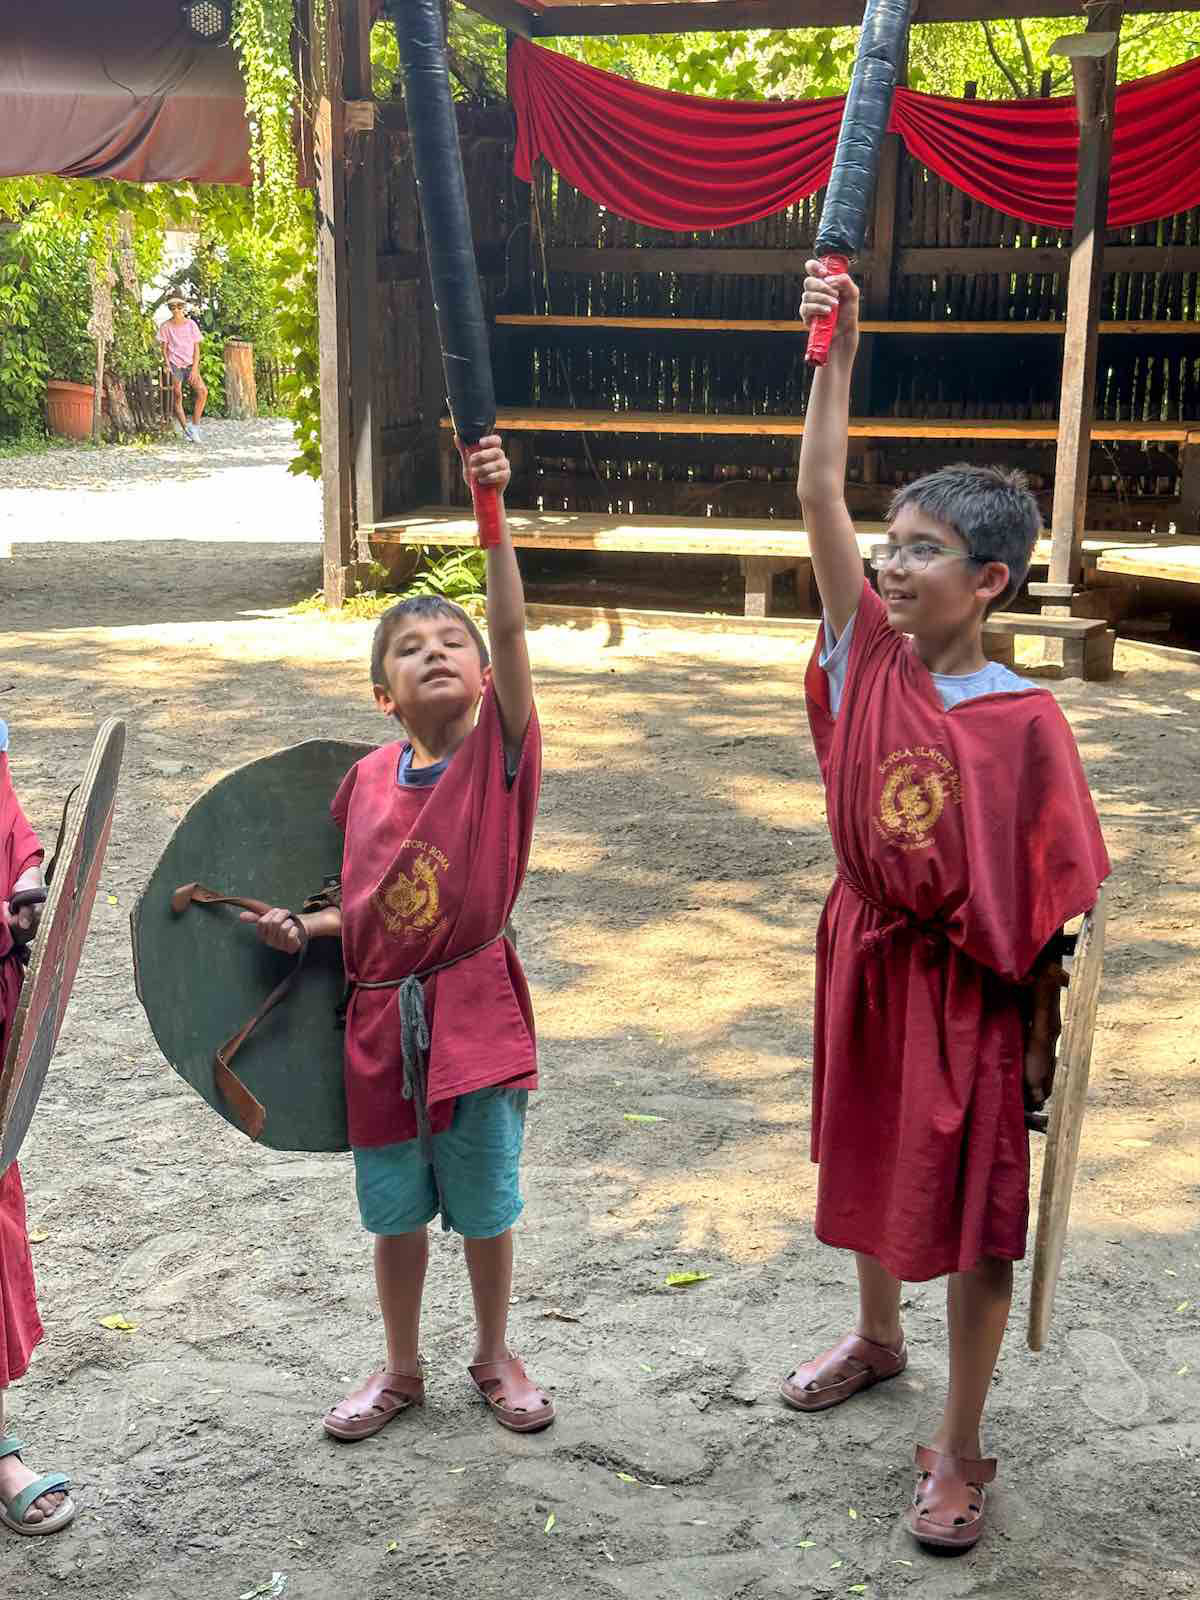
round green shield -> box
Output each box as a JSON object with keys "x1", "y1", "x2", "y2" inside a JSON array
[{"x1": 132, "y1": 740, "x2": 373, "y2": 1153}]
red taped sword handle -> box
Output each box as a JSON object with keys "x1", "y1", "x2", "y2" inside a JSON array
[
  {"x1": 804, "y1": 253, "x2": 851, "y2": 369},
  {"x1": 461, "y1": 442, "x2": 503, "y2": 548}
]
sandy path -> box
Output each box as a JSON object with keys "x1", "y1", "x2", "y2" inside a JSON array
[{"x1": 0, "y1": 429, "x2": 1197, "y2": 1599}]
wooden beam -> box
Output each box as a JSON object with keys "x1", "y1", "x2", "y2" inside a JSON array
[
  {"x1": 438, "y1": 408, "x2": 1195, "y2": 441},
  {"x1": 344, "y1": 0, "x2": 380, "y2": 543},
  {"x1": 495, "y1": 314, "x2": 1200, "y2": 335},
  {"x1": 509, "y1": 0, "x2": 1198, "y2": 34},
  {"x1": 1043, "y1": 7, "x2": 1122, "y2": 603},
  {"x1": 313, "y1": 0, "x2": 355, "y2": 608},
  {"x1": 544, "y1": 246, "x2": 874, "y2": 277},
  {"x1": 898, "y1": 245, "x2": 1200, "y2": 275},
  {"x1": 463, "y1": 0, "x2": 535, "y2": 35},
  {"x1": 541, "y1": 244, "x2": 1200, "y2": 279}
]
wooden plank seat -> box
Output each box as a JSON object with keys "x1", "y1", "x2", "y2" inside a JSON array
[
  {"x1": 363, "y1": 508, "x2": 1143, "y2": 653},
  {"x1": 497, "y1": 314, "x2": 1200, "y2": 337},
  {"x1": 982, "y1": 614, "x2": 1115, "y2": 681},
  {"x1": 440, "y1": 411, "x2": 1199, "y2": 443}
]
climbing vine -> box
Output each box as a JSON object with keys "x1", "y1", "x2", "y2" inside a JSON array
[{"x1": 232, "y1": 0, "x2": 303, "y2": 221}]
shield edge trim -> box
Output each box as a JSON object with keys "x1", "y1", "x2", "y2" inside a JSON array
[
  {"x1": 1027, "y1": 886, "x2": 1108, "y2": 1351},
  {"x1": 0, "y1": 717, "x2": 126, "y2": 1170}
]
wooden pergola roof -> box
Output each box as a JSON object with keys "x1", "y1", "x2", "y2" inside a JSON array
[{"x1": 470, "y1": 0, "x2": 1197, "y2": 34}]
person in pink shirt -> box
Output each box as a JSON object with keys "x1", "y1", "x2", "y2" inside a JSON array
[{"x1": 157, "y1": 297, "x2": 207, "y2": 443}]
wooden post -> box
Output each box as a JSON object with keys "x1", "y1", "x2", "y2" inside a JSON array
[
  {"x1": 313, "y1": 0, "x2": 356, "y2": 608},
  {"x1": 223, "y1": 340, "x2": 258, "y2": 419},
  {"x1": 344, "y1": 0, "x2": 381, "y2": 541},
  {"x1": 1179, "y1": 439, "x2": 1200, "y2": 534},
  {"x1": 1033, "y1": 8, "x2": 1123, "y2": 619}
]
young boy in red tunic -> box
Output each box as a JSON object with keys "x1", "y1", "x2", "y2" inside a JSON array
[
  {"x1": 0, "y1": 724, "x2": 75, "y2": 1536},
  {"x1": 246, "y1": 438, "x2": 553, "y2": 1439},
  {"x1": 781, "y1": 267, "x2": 1109, "y2": 1550}
]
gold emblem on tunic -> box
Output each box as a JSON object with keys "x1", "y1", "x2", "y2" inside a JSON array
[
  {"x1": 376, "y1": 852, "x2": 442, "y2": 936},
  {"x1": 874, "y1": 746, "x2": 961, "y2": 852},
  {"x1": 879, "y1": 764, "x2": 944, "y2": 843}
]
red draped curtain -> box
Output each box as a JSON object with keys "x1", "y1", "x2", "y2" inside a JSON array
[{"x1": 509, "y1": 37, "x2": 1200, "y2": 232}]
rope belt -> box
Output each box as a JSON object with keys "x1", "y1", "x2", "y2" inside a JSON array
[
  {"x1": 349, "y1": 927, "x2": 510, "y2": 1161},
  {"x1": 836, "y1": 872, "x2": 946, "y2": 1008}
]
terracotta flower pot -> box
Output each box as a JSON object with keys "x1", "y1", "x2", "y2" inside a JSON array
[{"x1": 46, "y1": 380, "x2": 96, "y2": 441}]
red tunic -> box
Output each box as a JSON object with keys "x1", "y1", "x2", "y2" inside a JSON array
[
  {"x1": 0, "y1": 743, "x2": 45, "y2": 1385},
  {"x1": 806, "y1": 583, "x2": 1110, "y2": 1282},
  {"x1": 333, "y1": 686, "x2": 541, "y2": 1148}
]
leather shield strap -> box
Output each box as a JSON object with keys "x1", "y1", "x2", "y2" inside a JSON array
[{"x1": 172, "y1": 882, "x2": 309, "y2": 1141}]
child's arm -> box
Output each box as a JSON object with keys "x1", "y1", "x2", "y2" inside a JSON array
[
  {"x1": 7, "y1": 861, "x2": 45, "y2": 945},
  {"x1": 462, "y1": 436, "x2": 533, "y2": 762},
  {"x1": 1024, "y1": 953, "x2": 1069, "y2": 1112},
  {"x1": 240, "y1": 905, "x2": 341, "y2": 953},
  {"x1": 797, "y1": 265, "x2": 868, "y2": 640}
]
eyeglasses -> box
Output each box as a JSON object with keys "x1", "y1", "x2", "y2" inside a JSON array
[{"x1": 868, "y1": 541, "x2": 984, "y2": 573}]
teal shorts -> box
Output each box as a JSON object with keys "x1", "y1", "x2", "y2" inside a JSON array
[{"x1": 353, "y1": 1086, "x2": 528, "y2": 1239}]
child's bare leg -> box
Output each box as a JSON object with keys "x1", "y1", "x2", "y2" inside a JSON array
[
  {"x1": 463, "y1": 1228, "x2": 513, "y2": 1364},
  {"x1": 375, "y1": 1228, "x2": 429, "y2": 1375},
  {"x1": 781, "y1": 1251, "x2": 905, "y2": 1409},
  {"x1": 191, "y1": 378, "x2": 208, "y2": 424},
  {"x1": 0, "y1": 1387, "x2": 68, "y2": 1526},
  {"x1": 935, "y1": 1255, "x2": 1013, "y2": 1455},
  {"x1": 856, "y1": 1252, "x2": 904, "y2": 1347},
  {"x1": 464, "y1": 1229, "x2": 554, "y2": 1430},
  {"x1": 170, "y1": 378, "x2": 188, "y2": 429}
]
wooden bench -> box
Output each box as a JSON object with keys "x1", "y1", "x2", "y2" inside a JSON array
[
  {"x1": 364, "y1": 506, "x2": 1128, "y2": 673},
  {"x1": 982, "y1": 614, "x2": 1115, "y2": 681}
]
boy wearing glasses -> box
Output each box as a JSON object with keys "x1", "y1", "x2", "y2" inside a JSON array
[{"x1": 781, "y1": 265, "x2": 1109, "y2": 1551}]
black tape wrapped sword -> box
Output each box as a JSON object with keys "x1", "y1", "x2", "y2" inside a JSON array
[
  {"x1": 385, "y1": 0, "x2": 501, "y2": 544},
  {"x1": 806, "y1": 0, "x2": 913, "y2": 367}
]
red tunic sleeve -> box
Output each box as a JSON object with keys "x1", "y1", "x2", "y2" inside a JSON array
[{"x1": 943, "y1": 692, "x2": 1110, "y2": 981}]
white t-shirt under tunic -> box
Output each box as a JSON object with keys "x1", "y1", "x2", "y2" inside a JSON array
[{"x1": 821, "y1": 613, "x2": 1033, "y2": 716}]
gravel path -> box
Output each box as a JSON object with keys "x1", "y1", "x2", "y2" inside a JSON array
[{"x1": 0, "y1": 420, "x2": 320, "y2": 547}]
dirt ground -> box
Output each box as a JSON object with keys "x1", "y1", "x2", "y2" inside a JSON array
[{"x1": 1, "y1": 429, "x2": 1199, "y2": 1600}]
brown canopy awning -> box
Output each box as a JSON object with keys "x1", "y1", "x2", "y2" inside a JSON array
[{"x1": 1, "y1": 0, "x2": 250, "y2": 183}]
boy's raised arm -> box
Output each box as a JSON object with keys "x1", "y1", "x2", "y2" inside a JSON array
[
  {"x1": 797, "y1": 266, "x2": 868, "y2": 640},
  {"x1": 464, "y1": 437, "x2": 533, "y2": 759}
]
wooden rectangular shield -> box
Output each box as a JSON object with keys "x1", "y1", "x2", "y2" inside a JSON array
[
  {"x1": 131, "y1": 740, "x2": 372, "y2": 1154},
  {"x1": 1027, "y1": 887, "x2": 1108, "y2": 1351},
  {"x1": 0, "y1": 718, "x2": 126, "y2": 1174}
]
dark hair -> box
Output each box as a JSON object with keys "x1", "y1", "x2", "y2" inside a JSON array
[
  {"x1": 370, "y1": 595, "x2": 489, "y2": 688},
  {"x1": 888, "y1": 464, "x2": 1041, "y2": 613}
]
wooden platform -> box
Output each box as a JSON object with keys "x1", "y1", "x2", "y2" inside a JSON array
[
  {"x1": 440, "y1": 411, "x2": 1200, "y2": 443},
  {"x1": 364, "y1": 507, "x2": 1170, "y2": 627},
  {"x1": 365, "y1": 507, "x2": 1158, "y2": 565},
  {"x1": 1094, "y1": 543, "x2": 1200, "y2": 586}
]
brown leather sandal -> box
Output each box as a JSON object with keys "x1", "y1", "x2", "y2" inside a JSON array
[
  {"x1": 323, "y1": 1367, "x2": 425, "y2": 1442},
  {"x1": 780, "y1": 1332, "x2": 907, "y2": 1412},
  {"x1": 906, "y1": 1444, "x2": 996, "y2": 1550},
  {"x1": 468, "y1": 1355, "x2": 555, "y2": 1433}
]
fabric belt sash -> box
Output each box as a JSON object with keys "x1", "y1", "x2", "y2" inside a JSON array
[{"x1": 349, "y1": 926, "x2": 511, "y2": 1161}]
